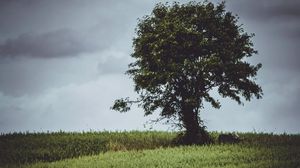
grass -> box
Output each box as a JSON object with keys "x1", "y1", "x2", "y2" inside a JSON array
[
  {"x1": 1, "y1": 131, "x2": 300, "y2": 168},
  {"x1": 26, "y1": 144, "x2": 300, "y2": 168},
  {"x1": 0, "y1": 131, "x2": 176, "y2": 166}
]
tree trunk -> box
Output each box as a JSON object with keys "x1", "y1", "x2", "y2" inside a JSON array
[{"x1": 181, "y1": 104, "x2": 210, "y2": 145}]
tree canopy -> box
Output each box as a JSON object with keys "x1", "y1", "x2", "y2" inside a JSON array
[{"x1": 112, "y1": 1, "x2": 262, "y2": 144}]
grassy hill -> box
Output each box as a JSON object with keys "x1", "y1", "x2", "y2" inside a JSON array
[{"x1": 1, "y1": 131, "x2": 300, "y2": 168}]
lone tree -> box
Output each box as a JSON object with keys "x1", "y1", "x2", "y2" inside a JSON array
[{"x1": 112, "y1": 1, "x2": 262, "y2": 144}]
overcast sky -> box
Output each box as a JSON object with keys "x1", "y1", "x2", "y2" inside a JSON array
[{"x1": 0, "y1": 0, "x2": 299, "y2": 134}]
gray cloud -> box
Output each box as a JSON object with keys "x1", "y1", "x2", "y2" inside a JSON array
[
  {"x1": 0, "y1": 0, "x2": 144, "y2": 95},
  {"x1": 0, "y1": 29, "x2": 98, "y2": 58},
  {"x1": 0, "y1": 0, "x2": 299, "y2": 134},
  {"x1": 97, "y1": 51, "x2": 131, "y2": 75},
  {"x1": 227, "y1": 0, "x2": 300, "y2": 22},
  {"x1": 0, "y1": 49, "x2": 132, "y2": 97},
  {"x1": 0, "y1": 75, "x2": 167, "y2": 133},
  {"x1": 227, "y1": 0, "x2": 300, "y2": 72},
  {"x1": 225, "y1": 0, "x2": 300, "y2": 133},
  {"x1": 0, "y1": 0, "x2": 148, "y2": 59},
  {"x1": 227, "y1": 0, "x2": 300, "y2": 43}
]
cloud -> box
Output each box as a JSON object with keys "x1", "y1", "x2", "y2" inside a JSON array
[
  {"x1": 0, "y1": 75, "x2": 166, "y2": 133},
  {"x1": 0, "y1": 0, "x2": 148, "y2": 59},
  {"x1": 0, "y1": 52, "x2": 99, "y2": 96},
  {"x1": 226, "y1": 0, "x2": 300, "y2": 73},
  {"x1": 227, "y1": 0, "x2": 300, "y2": 43},
  {"x1": 227, "y1": 0, "x2": 300, "y2": 22},
  {"x1": 0, "y1": 0, "x2": 299, "y2": 134},
  {"x1": 0, "y1": 49, "x2": 132, "y2": 97},
  {"x1": 97, "y1": 50, "x2": 131, "y2": 75},
  {"x1": 0, "y1": 29, "x2": 99, "y2": 58}
]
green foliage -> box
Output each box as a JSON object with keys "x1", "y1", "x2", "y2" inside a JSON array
[
  {"x1": 112, "y1": 1, "x2": 263, "y2": 142},
  {"x1": 23, "y1": 132, "x2": 300, "y2": 168}
]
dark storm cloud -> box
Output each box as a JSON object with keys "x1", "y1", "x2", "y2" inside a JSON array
[
  {"x1": 0, "y1": 29, "x2": 97, "y2": 58},
  {"x1": 0, "y1": 0, "x2": 150, "y2": 96},
  {"x1": 0, "y1": 0, "x2": 299, "y2": 133},
  {"x1": 227, "y1": 0, "x2": 300, "y2": 22},
  {"x1": 227, "y1": 0, "x2": 300, "y2": 45},
  {"x1": 227, "y1": 0, "x2": 300, "y2": 71},
  {"x1": 225, "y1": 0, "x2": 300, "y2": 133},
  {"x1": 0, "y1": 0, "x2": 148, "y2": 59}
]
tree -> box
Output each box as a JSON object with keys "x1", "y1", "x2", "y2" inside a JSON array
[{"x1": 112, "y1": 1, "x2": 262, "y2": 144}]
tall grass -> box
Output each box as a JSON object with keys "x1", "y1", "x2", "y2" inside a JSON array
[
  {"x1": 27, "y1": 143, "x2": 300, "y2": 168},
  {"x1": 0, "y1": 131, "x2": 176, "y2": 166},
  {"x1": 1, "y1": 131, "x2": 299, "y2": 167}
]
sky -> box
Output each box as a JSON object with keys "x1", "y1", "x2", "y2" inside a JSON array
[{"x1": 0, "y1": 0, "x2": 299, "y2": 134}]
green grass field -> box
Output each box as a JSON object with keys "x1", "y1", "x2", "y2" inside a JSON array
[{"x1": 1, "y1": 131, "x2": 300, "y2": 168}]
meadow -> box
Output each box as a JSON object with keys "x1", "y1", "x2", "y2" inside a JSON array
[{"x1": 0, "y1": 131, "x2": 299, "y2": 168}]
